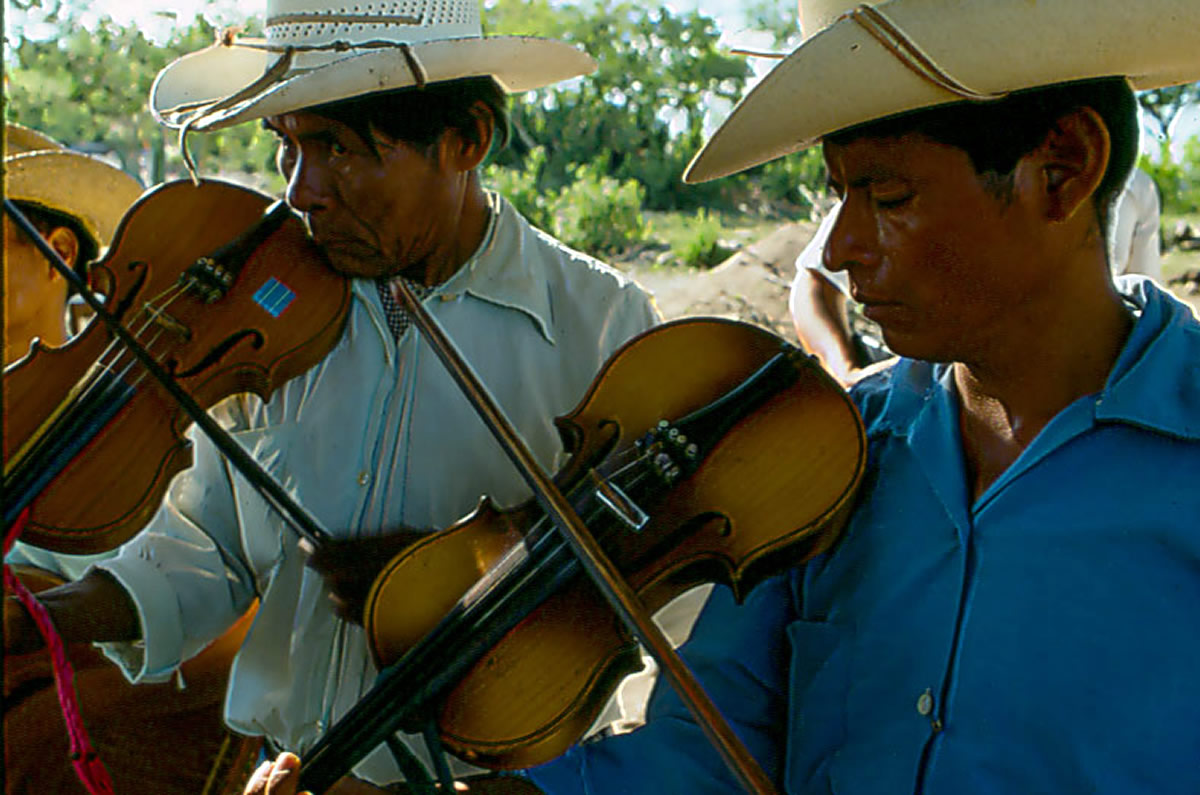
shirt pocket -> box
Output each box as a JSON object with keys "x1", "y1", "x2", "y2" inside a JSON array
[{"x1": 784, "y1": 619, "x2": 852, "y2": 795}]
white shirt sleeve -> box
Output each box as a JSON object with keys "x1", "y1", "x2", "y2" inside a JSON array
[
  {"x1": 95, "y1": 423, "x2": 263, "y2": 684},
  {"x1": 789, "y1": 204, "x2": 849, "y2": 326},
  {"x1": 1108, "y1": 168, "x2": 1162, "y2": 280}
]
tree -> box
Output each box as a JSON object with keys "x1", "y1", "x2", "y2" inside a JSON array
[
  {"x1": 4, "y1": 1, "x2": 280, "y2": 191},
  {"x1": 743, "y1": 0, "x2": 801, "y2": 49},
  {"x1": 485, "y1": 0, "x2": 752, "y2": 210}
]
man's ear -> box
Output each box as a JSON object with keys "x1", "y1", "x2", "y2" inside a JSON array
[
  {"x1": 44, "y1": 225, "x2": 80, "y2": 276},
  {"x1": 438, "y1": 101, "x2": 495, "y2": 173},
  {"x1": 1033, "y1": 106, "x2": 1110, "y2": 224}
]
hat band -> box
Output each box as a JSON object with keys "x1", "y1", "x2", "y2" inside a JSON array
[{"x1": 844, "y1": 4, "x2": 1007, "y2": 102}]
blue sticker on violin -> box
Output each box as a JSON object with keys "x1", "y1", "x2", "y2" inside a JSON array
[{"x1": 253, "y1": 278, "x2": 296, "y2": 318}]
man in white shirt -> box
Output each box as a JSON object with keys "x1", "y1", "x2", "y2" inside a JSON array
[{"x1": 2, "y1": 2, "x2": 659, "y2": 792}]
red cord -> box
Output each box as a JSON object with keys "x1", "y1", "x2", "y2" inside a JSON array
[{"x1": 4, "y1": 509, "x2": 115, "y2": 794}]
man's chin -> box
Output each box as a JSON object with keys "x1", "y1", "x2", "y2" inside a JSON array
[
  {"x1": 877, "y1": 328, "x2": 950, "y2": 364},
  {"x1": 321, "y1": 248, "x2": 392, "y2": 280}
]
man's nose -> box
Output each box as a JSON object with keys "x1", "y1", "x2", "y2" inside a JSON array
[
  {"x1": 823, "y1": 200, "x2": 880, "y2": 273},
  {"x1": 284, "y1": 154, "x2": 328, "y2": 215}
]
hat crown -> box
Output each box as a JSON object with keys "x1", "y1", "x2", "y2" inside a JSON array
[
  {"x1": 798, "y1": 0, "x2": 868, "y2": 38},
  {"x1": 264, "y1": 0, "x2": 481, "y2": 49}
]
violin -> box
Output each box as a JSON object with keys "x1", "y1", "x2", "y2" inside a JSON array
[
  {"x1": 297, "y1": 317, "x2": 866, "y2": 792},
  {"x1": 3, "y1": 179, "x2": 350, "y2": 554}
]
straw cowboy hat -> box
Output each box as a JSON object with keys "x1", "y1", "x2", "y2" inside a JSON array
[
  {"x1": 685, "y1": 0, "x2": 1200, "y2": 184},
  {"x1": 3, "y1": 122, "x2": 143, "y2": 250},
  {"x1": 151, "y1": 0, "x2": 595, "y2": 133}
]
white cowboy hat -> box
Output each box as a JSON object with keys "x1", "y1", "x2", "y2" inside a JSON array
[
  {"x1": 151, "y1": 0, "x2": 596, "y2": 132},
  {"x1": 685, "y1": 0, "x2": 1200, "y2": 184},
  {"x1": 3, "y1": 122, "x2": 143, "y2": 250}
]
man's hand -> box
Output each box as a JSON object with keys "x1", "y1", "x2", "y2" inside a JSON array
[
  {"x1": 3, "y1": 570, "x2": 139, "y2": 654},
  {"x1": 246, "y1": 753, "x2": 308, "y2": 795},
  {"x1": 303, "y1": 531, "x2": 426, "y2": 624},
  {"x1": 244, "y1": 753, "x2": 546, "y2": 795},
  {"x1": 244, "y1": 753, "x2": 393, "y2": 794}
]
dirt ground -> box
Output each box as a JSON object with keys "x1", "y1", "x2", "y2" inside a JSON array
[
  {"x1": 622, "y1": 221, "x2": 816, "y2": 342},
  {"x1": 621, "y1": 221, "x2": 1200, "y2": 334}
]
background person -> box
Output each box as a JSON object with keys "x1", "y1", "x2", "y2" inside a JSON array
[{"x1": 2, "y1": 123, "x2": 142, "y2": 367}]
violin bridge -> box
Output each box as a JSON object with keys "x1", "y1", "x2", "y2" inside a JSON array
[
  {"x1": 591, "y1": 471, "x2": 649, "y2": 533},
  {"x1": 142, "y1": 301, "x2": 192, "y2": 341}
]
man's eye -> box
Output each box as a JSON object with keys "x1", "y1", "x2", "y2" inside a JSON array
[
  {"x1": 874, "y1": 192, "x2": 913, "y2": 209},
  {"x1": 330, "y1": 140, "x2": 349, "y2": 156}
]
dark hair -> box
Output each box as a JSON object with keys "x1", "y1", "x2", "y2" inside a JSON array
[
  {"x1": 12, "y1": 200, "x2": 99, "y2": 278},
  {"x1": 309, "y1": 76, "x2": 510, "y2": 159},
  {"x1": 826, "y1": 77, "x2": 1138, "y2": 224}
]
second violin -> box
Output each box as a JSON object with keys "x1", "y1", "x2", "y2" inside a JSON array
[{"x1": 3, "y1": 179, "x2": 350, "y2": 554}]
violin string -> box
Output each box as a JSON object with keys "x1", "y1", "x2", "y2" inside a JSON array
[
  {"x1": 93, "y1": 278, "x2": 194, "y2": 395},
  {"x1": 25, "y1": 272, "x2": 219, "y2": 490},
  {"x1": 515, "y1": 446, "x2": 662, "y2": 607},
  {"x1": 46, "y1": 293, "x2": 182, "y2": 462},
  {"x1": 85, "y1": 281, "x2": 177, "y2": 384}
]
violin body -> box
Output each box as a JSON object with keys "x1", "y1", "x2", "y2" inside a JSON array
[
  {"x1": 3, "y1": 179, "x2": 350, "y2": 554},
  {"x1": 364, "y1": 318, "x2": 866, "y2": 769}
]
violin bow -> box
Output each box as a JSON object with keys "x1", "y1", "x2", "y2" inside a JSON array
[
  {"x1": 386, "y1": 279, "x2": 780, "y2": 795},
  {"x1": 2, "y1": 198, "x2": 331, "y2": 548}
]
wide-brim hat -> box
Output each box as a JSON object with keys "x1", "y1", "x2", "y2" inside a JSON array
[
  {"x1": 3, "y1": 122, "x2": 143, "y2": 249},
  {"x1": 685, "y1": 0, "x2": 1200, "y2": 184},
  {"x1": 151, "y1": 0, "x2": 596, "y2": 132}
]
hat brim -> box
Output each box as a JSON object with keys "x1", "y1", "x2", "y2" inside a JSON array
[
  {"x1": 4, "y1": 123, "x2": 64, "y2": 156},
  {"x1": 152, "y1": 36, "x2": 595, "y2": 131},
  {"x1": 4, "y1": 151, "x2": 144, "y2": 247},
  {"x1": 685, "y1": 0, "x2": 1200, "y2": 184}
]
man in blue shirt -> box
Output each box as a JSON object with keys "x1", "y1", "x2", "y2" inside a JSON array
[{"x1": 248, "y1": 0, "x2": 1200, "y2": 793}]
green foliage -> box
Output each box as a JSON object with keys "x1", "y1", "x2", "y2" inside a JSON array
[
  {"x1": 1141, "y1": 139, "x2": 1200, "y2": 216},
  {"x1": 550, "y1": 158, "x2": 647, "y2": 254},
  {"x1": 743, "y1": 0, "x2": 801, "y2": 48},
  {"x1": 486, "y1": 0, "x2": 752, "y2": 210},
  {"x1": 670, "y1": 208, "x2": 725, "y2": 268},
  {"x1": 485, "y1": 148, "x2": 647, "y2": 256},
  {"x1": 4, "y1": 6, "x2": 281, "y2": 191},
  {"x1": 1, "y1": 0, "x2": 830, "y2": 219},
  {"x1": 747, "y1": 147, "x2": 828, "y2": 218},
  {"x1": 482, "y1": 147, "x2": 554, "y2": 232}
]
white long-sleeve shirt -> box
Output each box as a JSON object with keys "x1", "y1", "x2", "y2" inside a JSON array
[{"x1": 93, "y1": 192, "x2": 660, "y2": 784}]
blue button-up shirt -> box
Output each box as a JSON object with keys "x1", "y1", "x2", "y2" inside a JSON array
[{"x1": 530, "y1": 277, "x2": 1200, "y2": 794}]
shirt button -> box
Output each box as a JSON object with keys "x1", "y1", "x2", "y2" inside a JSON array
[
  {"x1": 357, "y1": 471, "x2": 371, "y2": 486},
  {"x1": 916, "y1": 688, "x2": 934, "y2": 716}
]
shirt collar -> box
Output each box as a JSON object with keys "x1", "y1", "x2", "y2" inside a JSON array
[
  {"x1": 437, "y1": 190, "x2": 557, "y2": 344},
  {"x1": 856, "y1": 277, "x2": 1200, "y2": 443},
  {"x1": 350, "y1": 190, "x2": 557, "y2": 350},
  {"x1": 1095, "y1": 275, "x2": 1200, "y2": 440}
]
